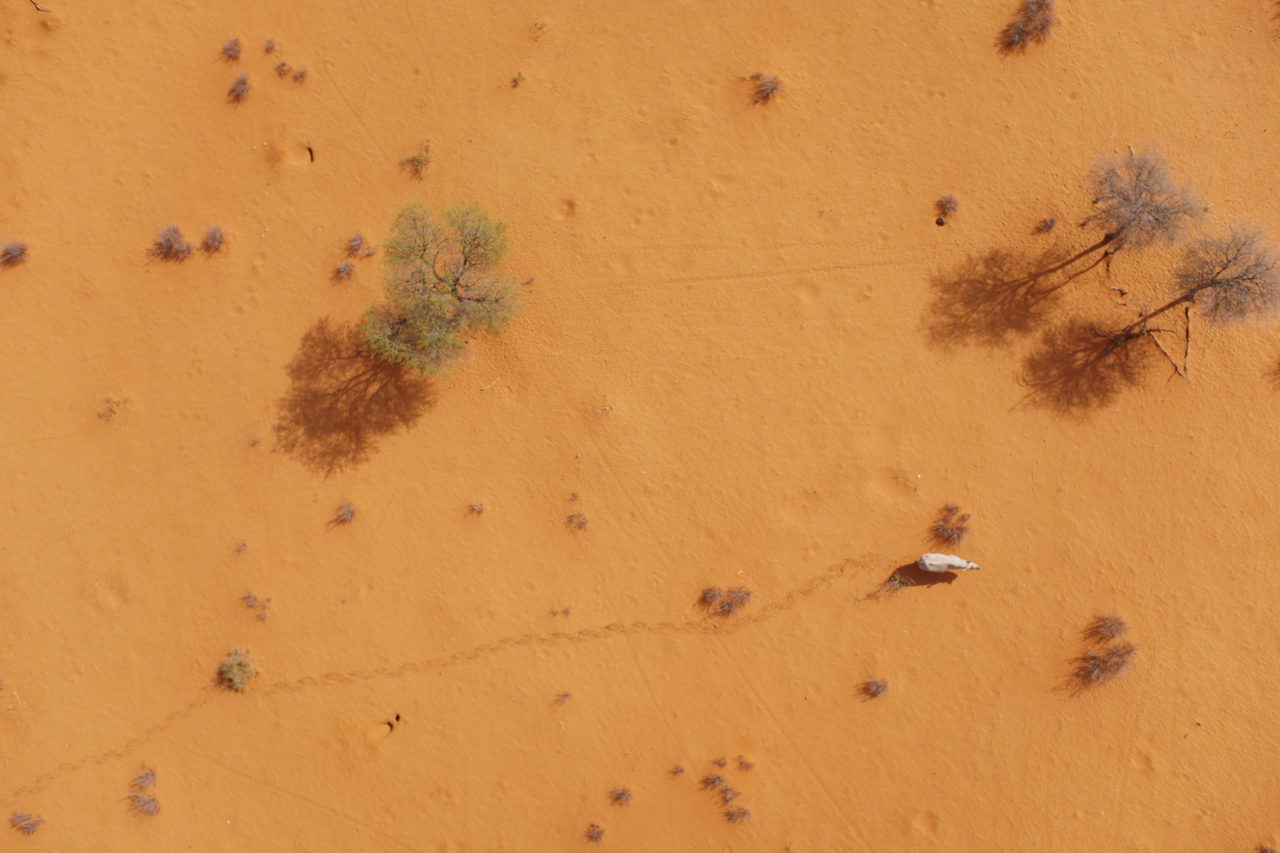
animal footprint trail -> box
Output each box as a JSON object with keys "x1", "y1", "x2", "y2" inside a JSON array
[{"x1": 4, "y1": 554, "x2": 880, "y2": 805}]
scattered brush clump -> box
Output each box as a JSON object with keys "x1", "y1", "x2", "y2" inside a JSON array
[
  {"x1": 264, "y1": 38, "x2": 277, "y2": 54},
  {"x1": 131, "y1": 768, "x2": 156, "y2": 791},
  {"x1": 333, "y1": 260, "x2": 356, "y2": 282},
  {"x1": 97, "y1": 396, "x2": 127, "y2": 422},
  {"x1": 1071, "y1": 641, "x2": 1136, "y2": 689},
  {"x1": 746, "y1": 71, "x2": 781, "y2": 105},
  {"x1": 216, "y1": 648, "x2": 258, "y2": 692},
  {"x1": 227, "y1": 74, "x2": 250, "y2": 104},
  {"x1": 1257, "y1": 846, "x2": 1277, "y2": 853},
  {"x1": 930, "y1": 503, "x2": 971, "y2": 545},
  {"x1": 874, "y1": 570, "x2": 915, "y2": 598},
  {"x1": 697, "y1": 585, "x2": 752, "y2": 616},
  {"x1": 934, "y1": 195, "x2": 958, "y2": 226},
  {"x1": 860, "y1": 678, "x2": 889, "y2": 699},
  {"x1": 127, "y1": 792, "x2": 160, "y2": 817},
  {"x1": 9, "y1": 812, "x2": 44, "y2": 835},
  {"x1": 670, "y1": 765, "x2": 685, "y2": 777},
  {"x1": 292, "y1": 68, "x2": 308, "y2": 83},
  {"x1": 1083, "y1": 614, "x2": 1127, "y2": 644},
  {"x1": 700, "y1": 774, "x2": 726, "y2": 789},
  {"x1": 201, "y1": 225, "x2": 225, "y2": 255},
  {"x1": 712, "y1": 756, "x2": 727, "y2": 768},
  {"x1": 241, "y1": 592, "x2": 271, "y2": 621},
  {"x1": 400, "y1": 141, "x2": 432, "y2": 180},
  {"x1": 345, "y1": 234, "x2": 368, "y2": 258},
  {"x1": 275, "y1": 61, "x2": 292, "y2": 78},
  {"x1": 608, "y1": 787, "x2": 632, "y2": 806},
  {"x1": 334, "y1": 501, "x2": 357, "y2": 524},
  {"x1": 724, "y1": 806, "x2": 751, "y2": 823},
  {"x1": 467, "y1": 503, "x2": 485, "y2": 515},
  {"x1": 566, "y1": 510, "x2": 588, "y2": 531},
  {"x1": 220, "y1": 37, "x2": 241, "y2": 61},
  {"x1": 736, "y1": 755, "x2": 754, "y2": 771},
  {"x1": 997, "y1": 0, "x2": 1055, "y2": 54},
  {"x1": 585, "y1": 824, "x2": 605, "y2": 842},
  {"x1": 149, "y1": 224, "x2": 192, "y2": 262},
  {"x1": 1033, "y1": 216, "x2": 1057, "y2": 234},
  {"x1": 1, "y1": 240, "x2": 27, "y2": 267}
]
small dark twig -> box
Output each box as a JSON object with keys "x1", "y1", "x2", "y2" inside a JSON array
[{"x1": 29, "y1": 0, "x2": 52, "y2": 11}]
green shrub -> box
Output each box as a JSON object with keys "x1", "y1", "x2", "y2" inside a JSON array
[
  {"x1": 360, "y1": 203, "x2": 519, "y2": 376},
  {"x1": 217, "y1": 648, "x2": 258, "y2": 692}
]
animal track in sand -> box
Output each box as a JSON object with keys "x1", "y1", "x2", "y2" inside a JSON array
[{"x1": 5, "y1": 553, "x2": 880, "y2": 802}]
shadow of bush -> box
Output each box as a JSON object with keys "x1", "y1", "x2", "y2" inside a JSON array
[{"x1": 276, "y1": 317, "x2": 435, "y2": 475}]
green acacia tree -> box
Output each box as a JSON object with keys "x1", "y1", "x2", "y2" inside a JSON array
[{"x1": 361, "y1": 203, "x2": 520, "y2": 375}]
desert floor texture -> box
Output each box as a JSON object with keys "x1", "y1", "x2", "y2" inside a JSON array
[{"x1": 2, "y1": 0, "x2": 1279, "y2": 850}]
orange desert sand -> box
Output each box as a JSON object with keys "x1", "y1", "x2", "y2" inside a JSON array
[{"x1": 2, "y1": 1, "x2": 1279, "y2": 851}]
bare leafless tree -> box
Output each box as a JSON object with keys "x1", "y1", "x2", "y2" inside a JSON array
[
  {"x1": 1082, "y1": 149, "x2": 1200, "y2": 252},
  {"x1": 1106, "y1": 224, "x2": 1280, "y2": 371}
]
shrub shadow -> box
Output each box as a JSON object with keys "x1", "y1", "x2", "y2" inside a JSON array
[
  {"x1": 924, "y1": 240, "x2": 1110, "y2": 349},
  {"x1": 276, "y1": 317, "x2": 435, "y2": 475},
  {"x1": 1017, "y1": 320, "x2": 1152, "y2": 416}
]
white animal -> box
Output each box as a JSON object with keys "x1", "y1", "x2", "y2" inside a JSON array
[{"x1": 917, "y1": 553, "x2": 980, "y2": 572}]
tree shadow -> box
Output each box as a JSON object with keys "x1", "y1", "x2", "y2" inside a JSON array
[
  {"x1": 924, "y1": 239, "x2": 1110, "y2": 349},
  {"x1": 276, "y1": 317, "x2": 435, "y2": 476},
  {"x1": 1017, "y1": 320, "x2": 1152, "y2": 416}
]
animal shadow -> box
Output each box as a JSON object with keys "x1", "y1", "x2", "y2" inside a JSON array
[{"x1": 275, "y1": 317, "x2": 435, "y2": 476}]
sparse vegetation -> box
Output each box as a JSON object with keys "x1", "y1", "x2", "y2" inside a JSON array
[
  {"x1": 747, "y1": 71, "x2": 781, "y2": 105},
  {"x1": 697, "y1": 587, "x2": 724, "y2": 609},
  {"x1": 201, "y1": 225, "x2": 225, "y2": 255},
  {"x1": 275, "y1": 62, "x2": 292, "y2": 78},
  {"x1": 127, "y1": 792, "x2": 160, "y2": 817},
  {"x1": 220, "y1": 37, "x2": 241, "y2": 61},
  {"x1": 241, "y1": 592, "x2": 270, "y2": 621},
  {"x1": 333, "y1": 260, "x2": 356, "y2": 281},
  {"x1": 1256, "y1": 846, "x2": 1277, "y2": 853},
  {"x1": 216, "y1": 648, "x2": 258, "y2": 692},
  {"x1": 1, "y1": 240, "x2": 27, "y2": 267},
  {"x1": 1033, "y1": 216, "x2": 1057, "y2": 234},
  {"x1": 724, "y1": 806, "x2": 751, "y2": 823},
  {"x1": 935, "y1": 195, "x2": 958, "y2": 225},
  {"x1": 360, "y1": 203, "x2": 520, "y2": 376},
  {"x1": 609, "y1": 787, "x2": 632, "y2": 805},
  {"x1": 9, "y1": 812, "x2": 44, "y2": 835},
  {"x1": 334, "y1": 501, "x2": 357, "y2": 524},
  {"x1": 736, "y1": 755, "x2": 754, "y2": 771},
  {"x1": 1083, "y1": 615, "x2": 1127, "y2": 644},
  {"x1": 149, "y1": 225, "x2": 191, "y2": 261},
  {"x1": 586, "y1": 824, "x2": 604, "y2": 842},
  {"x1": 1082, "y1": 149, "x2": 1199, "y2": 252},
  {"x1": 718, "y1": 586, "x2": 753, "y2": 616},
  {"x1": 97, "y1": 396, "x2": 127, "y2": 421},
  {"x1": 400, "y1": 141, "x2": 432, "y2": 180},
  {"x1": 997, "y1": 0, "x2": 1055, "y2": 54},
  {"x1": 467, "y1": 503, "x2": 485, "y2": 514},
  {"x1": 700, "y1": 774, "x2": 726, "y2": 789},
  {"x1": 345, "y1": 234, "x2": 367, "y2": 257},
  {"x1": 930, "y1": 503, "x2": 971, "y2": 545},
  {"x1": 510, "y1": 71, "x2": 525, "y2": 88},
  {"x1": 292, "y1": 68, "x2": 308, "y2": 83},
  {"x1": 670, "y1": 765, "x2": 685, "y2": 776},
  {"x1": 1071, "y1": 641, "x2": 1136, "y2": 688},
  {"x1": 227, "y1": 74, "x2": 250, "y2": 104},
  {"x1": 861, "y1": 678, "x2": 889, "y2": 699},
  {"x1": 263, "y1": 38, "x2": 276, "y2": 54},
  {"x1": 554, "y1": 691, "x2": 571, "y2": 704},
  {"x1": 712, "y1": 756, "x2": 727, "y2": 767},
  {"x1": 130, "y1": 768, "x2": 156, "y2": 791},
  {"x1": 566, "y1": 510, "x2": 588, "y2": 530},
  {"x1": 721, "y1": 787, "x2": 740, "y2": 804},
  {"x1": 874, "y1": 570, "x2": 916, "y2": 598}
]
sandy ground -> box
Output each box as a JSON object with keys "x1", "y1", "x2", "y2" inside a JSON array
[{"x1": 3, "y1": 0, "x2": 1280, "y2": 850}]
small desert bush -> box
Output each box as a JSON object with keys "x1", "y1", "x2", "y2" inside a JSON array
[
  {"x1": 998, "y1": 0, "x2": 1055, "y2": 54},
  {"x1": 9, "y1": 812, "x2": 44, "y2": 835},
  {"x1": 935, "y1": 195, "x2": 958, "y2": 221},
  {"x1": 334, "y1": 501, "x2": 357, "y2": 524},
  {"x1": 275, "y1": 62, "x2": 292, "y2": 78},
  {"x1": 345, "y1": 233, "x2": 368, "y2": 257},
  {"x1": 1, "y1": 240, "x2": 27, "y2": 267},
  {"x1": 217, "y1": 648, "x2": 258, "y2": 692},
  {"x1": 566, "y1": 510, "x2": 588, "y2": 530},
  {"x1": 747, "y1": 71, "x2": 781, "y2": 105},
  {"x1": 292, "y1": 68, "x2": 308, "y2": 83},
  {"x1": 860, "y1": 678, "x2": 889, "y2": 699},
  {"x1": 201, "y1": 226, "x2": 225, "y2": 254},
  {"x1": 724, "y1": 807, "x2": 751, "y2": 823},
  {"x1": 220, "y1": 37, "x2": 241, "y2": 61},
  {"x1": 1071, "y1": 642, "x2": 1136, "y2": 688},
  {"x1": 1083, "y1": 615, "x2": 1127, "y2": 644},
  {"x1": 930, "y1": 503, "x2": 971, "y2": 545},
  {"x1": 585, "y1": 824, "x2": 604, "y2": 842},
  {"x1": 264, "y1": 38, "x2": 277, "y2": 54},
  {"x1": 127, "y1": 793, "x2": 160, "y2": 817},
  {"x1": 1082, "y1": 148, "x2": 1199, "y2": 251},
  {"x1": 608, "y1": 787, "x2": 632, "y2": 805},
  {"x1": 149, "y1": 225, "x2": 191, "y2": 261},
  {"x1": 360, "y1": 203, "x2": 520, "y2": 375},
  {"x1": 333, "y1": 260, "x2": 356, "y2": 281},
  {"x1": 401, "y1": 141, "x2": 431, "y2": 179},
  {"x1": 130, "y1": 768, "x2": 156, "y2": 791},
  {"x1": 227, "y1": 74, "x2": 250, "y2": 104}
]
